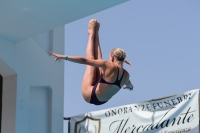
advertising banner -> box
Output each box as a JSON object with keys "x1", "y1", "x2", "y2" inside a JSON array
[{"x1": 70, "y1": 89, "x2": 200, "y2": 133}]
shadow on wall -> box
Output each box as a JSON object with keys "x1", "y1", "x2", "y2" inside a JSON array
[
  {"x1": 0, "y1": 57, "x2": 17, "y2": 133},
  {"x1": 0, "y1": 75, "x2": 2, "y2": 132}
]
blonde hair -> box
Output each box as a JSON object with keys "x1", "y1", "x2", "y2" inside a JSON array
[{"x1": 110, "y1": 48, "x2": 133, "y2": 70}]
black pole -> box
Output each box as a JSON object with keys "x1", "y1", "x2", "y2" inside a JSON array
[{"x1": 64, "y1": 117, "x2": 71, "y2": 133}]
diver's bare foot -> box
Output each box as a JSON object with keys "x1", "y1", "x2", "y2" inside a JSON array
[{"x1": 88, "y1": 19, "x2": 97, "y2": 35}]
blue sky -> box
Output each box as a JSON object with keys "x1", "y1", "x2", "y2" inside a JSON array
[{"x1": 63, "y1": 0, "x2": 200, "y2": 132}]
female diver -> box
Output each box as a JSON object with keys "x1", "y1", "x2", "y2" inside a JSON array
[{"x1": 50, "y1": 19, "x2": 133, "y2": 105}]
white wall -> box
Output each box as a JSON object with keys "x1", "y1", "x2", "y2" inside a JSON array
[{"x1": 0, "y1": 26, "x2": 65, "y2": 133}]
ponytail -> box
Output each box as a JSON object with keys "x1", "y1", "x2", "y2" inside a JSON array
[{"x1": 124, "y1": 59, "x2": 134, "y2": 70}]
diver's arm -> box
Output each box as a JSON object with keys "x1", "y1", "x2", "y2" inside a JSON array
[
  {"x1": 123, "y1": 79, "x2": 133, "y2": 90},
  {"x1": 50, "y1": 52, "x2": 107, "y2": 69}
]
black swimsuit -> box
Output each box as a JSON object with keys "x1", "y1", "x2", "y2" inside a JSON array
[{"x1": 89, "y1": 66, "x2": 125, "y2": 105}]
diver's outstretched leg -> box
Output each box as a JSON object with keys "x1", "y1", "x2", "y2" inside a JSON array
[
  {"x1": 94, "y1": 21, "x2": 103, "y2": 79},
  {"x1": 82, "y1": 19, "x2": 97, "y2": 102}
]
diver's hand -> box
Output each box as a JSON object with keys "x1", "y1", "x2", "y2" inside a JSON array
[
  {"x1": 49, "y1": 51, "x2": 66, "y2": 61},
  {"x1": 123, "y1": 85, "x2": 133, "y2": 91}
]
